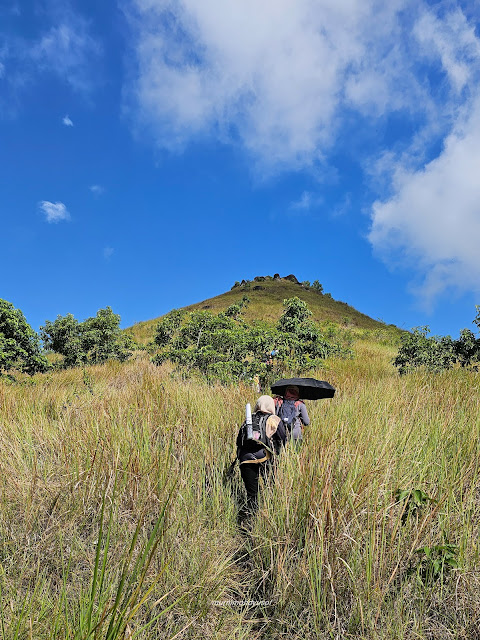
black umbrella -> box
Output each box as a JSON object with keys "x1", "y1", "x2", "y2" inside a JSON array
[{"x1": 271, "y1": 377, "x2": 335, "y2": 400}]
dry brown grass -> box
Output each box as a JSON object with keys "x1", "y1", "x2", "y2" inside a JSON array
[{"x1": 0, "y1": 342, "x2": 479, "y2": 638}]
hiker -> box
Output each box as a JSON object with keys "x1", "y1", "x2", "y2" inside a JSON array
[
  {"x1": 237, "y1": 395, "x2": 286, "y2": 521},
  {"x1": 274, "y1": 385, "x2": 310, "y2": 444}
]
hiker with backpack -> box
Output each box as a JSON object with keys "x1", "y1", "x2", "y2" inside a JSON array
[
  {"x1": 236, "y1": 395, "x2": 287, "y2": 521},
  {"x1": 274, "y1": 385, "x2": 310, "y2": 444}
]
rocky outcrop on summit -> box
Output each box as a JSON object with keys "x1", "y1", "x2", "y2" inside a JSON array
[{"x1": 232, "y1": 273, "x2": 301, "y2": 288}]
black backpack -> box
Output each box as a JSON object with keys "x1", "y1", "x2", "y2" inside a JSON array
[{"x1": 237, "y1": 412, "x2": 274, "y2": 455}]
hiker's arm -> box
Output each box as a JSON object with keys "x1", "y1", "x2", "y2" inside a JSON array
[{"x1": 299, "y1": 403, "x2": 310, "y2": 426}]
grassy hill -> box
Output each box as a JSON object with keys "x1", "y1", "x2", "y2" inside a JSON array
[
  {"x1": 12, "y1": 278, "x2": 476, "y2": 639},
  {"x1": 126, "y1": 276, "x2": 401, "y2": 344}
]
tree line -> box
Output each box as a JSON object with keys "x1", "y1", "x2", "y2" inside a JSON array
[
  {"x1": 0, "y1": 299, "x2": 134, "y2": 376},
  {"x1": 13, "y1": 289, "x2": 476, "y2": 381},
  {"x1": 0, "y1": 295, "x2": 352, "y2": 382},
  {"x1": 394, "y1": 307, "x2": 480, "y2": 374}
]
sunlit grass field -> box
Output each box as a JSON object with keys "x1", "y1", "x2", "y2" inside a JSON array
[{"x1": 1, "y1": 340, "x2": 479, "y2": 639}]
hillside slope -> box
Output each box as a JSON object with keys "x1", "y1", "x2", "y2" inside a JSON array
[{"x1": 126, "y1": 275, "x2": 401, "y2": 344}]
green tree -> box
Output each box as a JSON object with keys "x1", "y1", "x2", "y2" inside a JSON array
[
  {"x1": 312, "y1": 280, "x2": 324, "y2": 293},
  {"x1": 154, "y1": 309, "x2": 186, "y2": 347},
  {"x1": 453, "y1": 328, "x2": 479, "y2": 368},
  {"x1": 394, "y1": 309, "x2": 480, "y2": 374},
  {"x1": 41, "y1": 313, "x2": 83, "y2": 367},
  {"x1": 41, "y1": 307, "x2": 133, "y2": 367},
  {"x1": 277, "y1": 297, "x2": 312, "y2": 333},
  {"x1": 152, "y1": 298, "x2": 351, "y2": 383},
  {"x1": 81, "y1": 307, "x2": 132, "y2": 363},
  {"x1": 0, "y1": 299, "x2": 49, "y2": 375},
  {"x1": 393, "y1": 327, "x2": 456, "y2": 375}
]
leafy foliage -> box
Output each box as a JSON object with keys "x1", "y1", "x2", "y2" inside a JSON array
[
  {"x1": 394, "y1": 311, "x2": 480, "y2": 374},
  {"x1": 393, "y1": 327, "x2": 455, "y2": 375},
  {"x1": 412, "y1": 539, "x2": 460, "y2": 586},
  {"x1": 277, "y1": 296, "x2": 312, "y2": 332},
  {"x1": 41, "y1": 313, "x2": 83, "y2": 367},
  {"x1": 394, "y1": 490, "x2": 459, "y2": 587},
  {"x1": 41, "y1": 307, "x2": 134, "y2": 368},
  {"x1": 152, "y1": 296, "x2": 352, "y2": 383},
  {"x1": 395, "y1": 488, "x2": 434, "y2": 524},
  {"x1": 0, "y1": 299, "x2": 49, "y2": 375},
  {"x1": 224, "y1": 295, "x2": 250, "y2": 319}
]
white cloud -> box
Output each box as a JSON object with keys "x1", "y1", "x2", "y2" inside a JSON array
[
  {"x1": 127, "y1": 0, "x2": 425, "y2": 170},
  {"x1": 62, "y1": 114, "x2": 73, "y2": 126},
  {"x1": 30, "y1": 19, "x2": 100, "y2": 93},
  {"x1": 103, "y1": 246, "x2": 114, "y2": 259},
  {"x1": 369, "y1": 96, "x2": 480, "y2": 304},
  {"x1": 289, "y1": 191, "x2": 323, "y2": 212},
  {"x1": 89, "y1": 184, "x2": 105, "y2": 195},
  {"x1": 0, "y1": 3, "x2": 100, "y2": 110},
  {"x1": 39, "y1": 200, "x2": 71, "y2": 223},
  {"x1": 368, "y1": 6, "x2": 480, "y2": 303},
  {"x1": 126, "y1": 1, "x2": 480, "y2": 301},
  {"x1": 414, "y1": 9, "x2": 480, "y2": 94}
]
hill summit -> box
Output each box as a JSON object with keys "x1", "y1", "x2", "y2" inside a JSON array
[{"x1": 127, "y1": 275, "x2": 399, "y2": 344}]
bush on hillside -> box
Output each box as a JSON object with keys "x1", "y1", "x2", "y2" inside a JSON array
[
  {"x1": 41, "y1": 307, "x2": 134, "y2": 368},
  {"x1": 394, "y1": 309, "x2": 480, "y2": 374},
  {"x1": 277, "y1": 296, "x2": 312, "y2": 331},
  {"x1": 224, "y1": 295, "x2": 250, "y2": 320},
  {"x1": 0, "y1": 299, "x2": 49, "y2": 375}
]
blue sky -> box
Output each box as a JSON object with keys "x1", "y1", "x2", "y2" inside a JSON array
[{"x1": 2, "y1": 0, "x2": 480, "y2": 338}]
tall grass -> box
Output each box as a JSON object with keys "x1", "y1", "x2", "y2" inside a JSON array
[{"x1": 0, "y1": 342, "x2": 479, "y2": 638}]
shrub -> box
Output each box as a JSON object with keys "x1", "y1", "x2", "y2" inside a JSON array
[
  {"x1": 393, "y1": 315, "x2": 480, "y2": 375},
  {"x1": 41, "y1": 307, "x2": 133, "y2": 368},
  {"x1": 41, "y1": 313, "x2": 83, "y2": 367},
  {"x1": 277, "y1": 297, "x2": 312, "y2": 333},
  {"x1": 152, "y1": 297, "x2": 352, "y2": 383},
  {"x1": 224, "y1": 295, "x2": 250, "y2": 320},
  {"x1": 0, "y1": 299, "x2": 49, "y2": 375},
  {"x1": 154, "y1": 309, "x2": 186, "y2": 347},
  {"x1": 393, "y1": 327, "x2": 456, "y2": 375}
]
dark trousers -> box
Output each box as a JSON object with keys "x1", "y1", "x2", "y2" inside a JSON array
[{"x1": 239, "y1": 461, "x2": 274, "y2": 521}]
